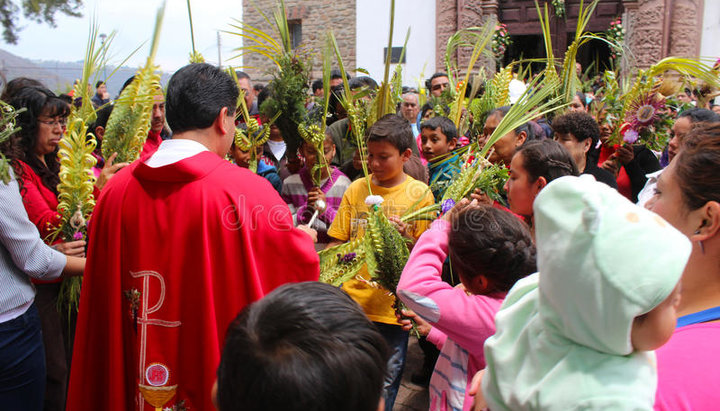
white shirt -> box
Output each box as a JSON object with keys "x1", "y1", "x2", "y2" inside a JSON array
[
  {"x1": 267, "y1": 139, "x2": 286, "y2": 162},
  {"x1": 145, "y1": 139, "x2": 209, "y2": 168}
]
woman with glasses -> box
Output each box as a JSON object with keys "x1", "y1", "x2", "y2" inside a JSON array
[{"x1": 8, "y1": 86, "x2": 95, "y2": 410}]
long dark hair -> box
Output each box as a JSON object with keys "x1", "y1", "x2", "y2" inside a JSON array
[
  {"x1": 10, "y1": 86, "x2": 69, "y2": 195},
  {"x1": 517, "y1": 139, "x2": 579, "y2": 183}
]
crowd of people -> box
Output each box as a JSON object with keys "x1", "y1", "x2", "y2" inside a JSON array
[{"x1": 0, "y1": 55, "x2": 719, "y2": 411}]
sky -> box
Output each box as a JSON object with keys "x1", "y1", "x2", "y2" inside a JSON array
[{"x1": 2, "y1": 0, "x2": 244, "y2": 72}]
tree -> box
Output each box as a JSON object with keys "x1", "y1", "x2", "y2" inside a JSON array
[{"x1": 0, "y1": 0, "x2": 82, "y2": 44}]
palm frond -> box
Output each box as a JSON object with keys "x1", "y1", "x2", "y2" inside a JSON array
[
  {"x1": 451, "y1": 21, "x2": 495, "y2": 128},
  {"x1": 102, "y1": 2, "x2": 165, "y2": 163}
]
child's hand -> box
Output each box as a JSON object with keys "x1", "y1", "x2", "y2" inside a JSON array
[
  {"x1": 307, "y1": 187, "x2": 327, "y2": 210},
  {"x1": 442, "y1": 198, "x2": 479, "y2": 222},
  {"x1": 397, "y1": 309, "x2": 432, "y2": 336},
  {"x1": 296, "y1": 225, "x2": 318, "y2": 243},
  {"x1": 468, "y1": 370, "x2": 488, "y2": 411},
  {"x1": 470, "y1": 188, "x2": 494, "y2": 206},
  {"x1": 388, "y1": 215, "x2": 413, "y2": 240}
]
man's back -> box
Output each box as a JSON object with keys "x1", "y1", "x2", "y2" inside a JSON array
[{"x1": 68, "y1": 151, "x2": 319, "y2": 411}]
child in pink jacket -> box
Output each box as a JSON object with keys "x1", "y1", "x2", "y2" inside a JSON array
[{"x1": 398, "y1": 200, "x2": 536, "y2": 411}]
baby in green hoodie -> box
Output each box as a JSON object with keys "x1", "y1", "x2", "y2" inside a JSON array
[{"x1": 482, "y1": 175, "x2": 691, "y2": 410}]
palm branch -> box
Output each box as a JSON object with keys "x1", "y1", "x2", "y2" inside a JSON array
[
  {"x1": 102, "y1": 2, "x2": 166, "y2": 163},
  {"x1": 0, "y1": 102, "x2": 24, "y2": 184}
]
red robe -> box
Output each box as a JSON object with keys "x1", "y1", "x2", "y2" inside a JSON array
[{"x1": 67, "y1": 151, "x2": 319, "y2": 410}]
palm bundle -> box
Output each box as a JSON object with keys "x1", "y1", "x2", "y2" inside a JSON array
[
  {"x1": 402, "y1": 73, "x2": 561, "y2": 223},
  {"x1": 53, "y1": 22, "x2": 117, "y2": 315},
  {"x1": 0, "y1": 101, "x2": 23, "y2": 184},
  {"x1": 469, "y1": 66, "x2": 513, "y2": 133},
  {"x1": 297, "y1": 35, "x2": 334, "y2": 187},
  {"x1": 185, "y1": 0, "x2": 204, "y2": 63},
  {"x1": 233, "y1": 86, "x2": 279, "y2": 173},
  {"x1": 229, "y1": 0, "x2": 311, "y2": 157},
  {"x1": 603, "y1": 57, "x2": 720, "y2": 149},
  {"x1": 102, "y1": 3, "x2": 165, "y2": 163}
]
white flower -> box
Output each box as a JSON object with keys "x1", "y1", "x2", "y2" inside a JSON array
[{"x1": 364, "y1": 195, "x2": 384, "y2": 206}]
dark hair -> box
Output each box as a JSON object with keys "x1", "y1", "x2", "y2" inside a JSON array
[
  {"x1": 488, "y1": 106, "x2": 534, "y2": 141},
  {"x1": 95, "y1": 80, "x2": 105, "y2": 89},
  {"x1": 253, "y1": 83, "x2": 264, "y2": 93},
  {"x1": 349, "y1": 76, "x2": 378, "y2": 91},
  {"x1": 551, "y1": 111, "x2": 600, "y2": 145},
  {"x1": 165, "y1": 63, "x2": 238, "y2": 134},
  {"x1": 420, "y1": 116, "x2": 457, "y2": 142},
  {"x1": 366, "y1": 114, "x2": 413, "y2": 153},
  {"x1": 517, "y1": 139, "x2": 579, "y2": 183},
  {"x1": 235, "y1": 70, "x2": 251, "y2": 81},
  {"x1": 425, "y1": 72, "x2": 448, "y2": 91},
  {"x1": 330, "y1": 69, "x2": 348, "y2": 81},
  {"x1": 677, "y1": 107, "x2": 720, "y2": 124},
  {"x1": 449, "y1": 205, "x2": 537, "y2": 293},
  {"x1": 89, "y1": 104, "x2": 114, "y2": 158},
  {"x1": 574, "y1": 91, "x2": 587, "y2": 108},
  {"x1": 10, "y1": 86, "x2": 70, "y2": 195},
  {"x1": 311, "y1": 79, "x2": 323, "y2": 93},
  {"x1": 1, "y1": 77, "x2": 44, "y2": 102},
  {"x1": 420, "y1": 102, "x2": 434, "y2": 119},
  {"x1": 216, "y1": 282, "x2": 388, "y2": 411},
  {"x1": 256, "y1": 84, "x2": 272, "y2": 111},
  {"x1": 674, "y1": 123, "x2": 720, "y2": 210},
  {"x1": 119, "y1": 75, "x2": 135, "y2": 96}
]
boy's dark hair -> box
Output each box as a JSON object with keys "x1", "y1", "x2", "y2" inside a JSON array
[
  {"x1": 420, "y1": 116, "x2": 458, "y2": 142},
  {"x1": 95, "y1": 80, "x2": 104, "y2": 89},
  {"x1": 311, "y1": 79, "x2": 323, "y2": 93},
  {"x1": 517, "y1": 139, "x2": 579, "y2": 183},
  {"x1": 165, "y1": 63, "x2": 238, "y2": 134},
  {"x1": 420, "y1": 102, "x2": 434, "y2": 119},
  {"x1": 216, "y1": 282, "x2": 388, "y2": 411},
  {"x1": 677, "y1": 107, "x2": 720, "y2": 124},
  {"x1": 551, "y1": 111, "x2": 600, "y2": 146},
  {"x1": 366, "y1": 114, "x2": 413, "y2": 153},
  {"x1": 449, "y1": 205, "x2": 536, "y2": 293}
]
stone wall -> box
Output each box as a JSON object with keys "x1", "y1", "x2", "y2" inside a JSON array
[
  {"x1": 241, "y1": 0, "x2": 357, "y2": 83},
  {"x1": 624, "y1": 0, "x2": 704, "y2": 69},
  {"x1": 435, "y1": 0, "x2": 497, "y2": 77}
]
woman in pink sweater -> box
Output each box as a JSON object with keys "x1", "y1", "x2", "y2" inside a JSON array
[{"x1": 397, "y1": 200, "x2": 536, "y2": 411}]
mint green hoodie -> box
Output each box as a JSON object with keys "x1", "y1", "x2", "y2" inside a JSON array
[{"x1": 482, "y1": 175, "x2": 691, "y2": 410}]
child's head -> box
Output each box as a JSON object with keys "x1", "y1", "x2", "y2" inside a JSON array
[
  {"x1": 505, "y1": 139, "x2": 578, "y2": 217},
  {"x1": 366, "y1": 114, "x2": 413, "y2": 185},
  {"x1": 215, "y1": 282, "x2": 388, "y2": 411},
  {"x1": 533, "y1": 175, "x2": 691, "y2": 355},
  {"x1": 420, "y1": 116, "x2": 458, "y2": 162},
  {"x1": 300, "y1": 134, "x2": 335, "y2": 170},
  {"x1": 229, "y1": 141, "x2": 262, "y2": 169},
  {"x1": 448, "y1": 204, "x2": 536, "y2": 295}
]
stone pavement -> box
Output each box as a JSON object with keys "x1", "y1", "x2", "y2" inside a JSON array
[{"x1": 394, "y1": 336, "x2": 429, "y2": 410}]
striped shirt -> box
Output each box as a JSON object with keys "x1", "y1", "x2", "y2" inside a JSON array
[
  {"x1": 0, "y1": 169, "x2": 66, "y2": 321},
  {"x1": 281, "y1": 166, "x2": 350, "y2": 246}
]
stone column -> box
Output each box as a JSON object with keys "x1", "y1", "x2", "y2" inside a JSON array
[
  {"x1": 668, "y1": 0, "x2": 704, "y2": 57},
  {"x1": 622, "y1": 0, "x2": 664, "y2": 69}
]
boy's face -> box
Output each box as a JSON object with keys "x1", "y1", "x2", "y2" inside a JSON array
[
  {"x1": 630, "y1": 282, "x2": 681, "y2": 352},
  {"x1": 367, "y1": 140, "x2": 410, "y2": 185},
  {"x1": 421, "y1": 127, "x2": 456, "y2": 162},
  {"x1": 300, "y1": 139, "x2": 336, "y2": 169}
]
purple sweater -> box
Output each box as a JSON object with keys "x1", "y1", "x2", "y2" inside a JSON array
[
  {"x1": 398, "y1": 219, "x2": 505, "y2": 411},
  {"x1": 281, "y1": 166, "x2": 350, "y2": 244}
]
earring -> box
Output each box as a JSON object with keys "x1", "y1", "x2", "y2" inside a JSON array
[{"x1": 694, "y1": 230, "x2": 705, "y2": 254}]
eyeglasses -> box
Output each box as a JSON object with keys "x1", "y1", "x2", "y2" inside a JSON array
[{"x1": 38, "y1": 118, "x2": 67, "y2": 128}]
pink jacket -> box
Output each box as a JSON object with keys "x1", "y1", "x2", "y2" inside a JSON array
[{"x1": 398, "y1": 219, "x2": 505, "y2": 411}]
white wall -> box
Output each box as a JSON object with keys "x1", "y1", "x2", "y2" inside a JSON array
[
  {"x1": 700, "y1": 0, "x2": 720, "y2": 62},
  {"x1": 355, "y1": 0, "x2": 436, "y2": 89}
]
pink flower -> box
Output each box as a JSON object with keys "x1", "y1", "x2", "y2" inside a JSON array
[
  {"x1": 623, "y1": 129, "x2": 639, "y2": 144},
  {"x1": 73, "y1": 232, "x2": 83, "y2": 240}
]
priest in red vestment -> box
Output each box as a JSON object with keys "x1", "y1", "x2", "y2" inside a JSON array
[{"x1": 67, "y1": 63, "x2": 320, "y2": 411}]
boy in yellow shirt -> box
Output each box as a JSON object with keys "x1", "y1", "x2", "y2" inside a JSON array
[{"x1": 327, "y1": 114, "x2": 435, "y2": 411}]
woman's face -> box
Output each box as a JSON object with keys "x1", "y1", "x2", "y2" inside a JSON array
[
  {"x1": 569, "y1": 95, "x2": 586, "y2": 112},
  {"x1": 645, "y1": 161, "x2": 694, "y2": 236},
  {"x1": 504, "y1": 152, "x2": 543, "y2": 217},
  {"x1": 34, "y1": 111, "x2": 65, "y2": 156}
]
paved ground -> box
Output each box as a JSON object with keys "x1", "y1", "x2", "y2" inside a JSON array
[{"x1": 394, "y1": 336, "x2": 429, "y2": 411}]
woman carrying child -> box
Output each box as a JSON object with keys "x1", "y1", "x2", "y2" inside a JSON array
[{"x1": 397, "y1": 200, "x2": 537, "y2": 411}]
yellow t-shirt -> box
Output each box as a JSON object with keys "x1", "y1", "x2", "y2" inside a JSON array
[{"x1": 327, "y1": 174, "x2": 434, "y2": 325}]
